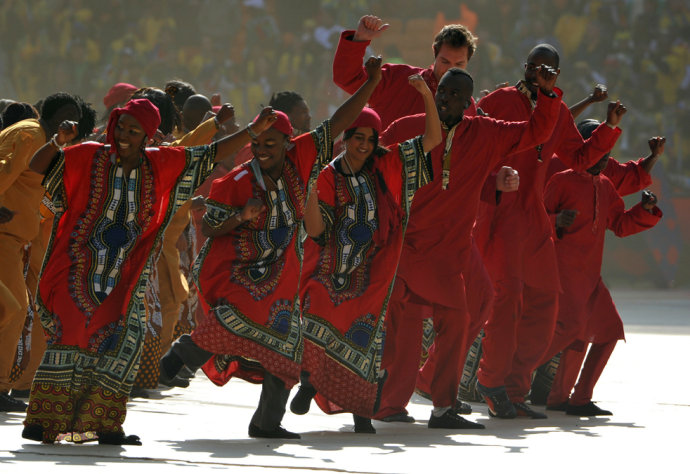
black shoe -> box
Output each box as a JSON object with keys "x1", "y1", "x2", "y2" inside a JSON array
[
  {"x1": 97, "y1": 431, "x2": 142, "y2": 445},
  {"x1": 22, "y1": 424, "x2": 44, "y2": 442},
  {"x1": 158, "y1": 365, "x2": 190, "y2": 388},
  {"x1": 513, "y1": 402, "x2": 547, "y2": 419},
  {"x1": 428, "y1": 410, "x2": 485, "y2": 429},
  {"x1": 353, "y1": 414, "x2": 376, "y2": 434},
  {"x1": 566, "y1": 402, "x2": 612, "y2": 417},
  {"x1": 248, "y1": 423, "x2": 300, "y2": 439},
  {"x1": 178, "y1": 366, "x2": 196, "y2": 379},
  {"x1": 546, "y1": 402, "x2": 569, "y2": 411},
  {"x1": 476, "y1": 383, "x2": 516, "y2": 419},
  {"x1": 289, "y1": 385, "x2": 317, "y2": 415},
  {"x1": 455, "y1": 400, "x2": 473, "y2": 415},
  {"x1": 0, "y1": 391, "x2": 28, "y2": 412},
  {"x1": 129, "y1": 387, "x2": 150, "y2": 399},
  {"x1": 10, "y1": 389, "x2": 30, "y2": 399},
  {"x1": 379, "y1": 412, "x2": 415, "y2": 423}
]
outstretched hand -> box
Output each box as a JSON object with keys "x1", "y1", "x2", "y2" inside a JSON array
[
  {"x1": 251, "y1": 107, "x2": 278, "y2": 135},
  {"x1": 365, "y1": 56, "x2": 383, "y2": 84},
  {"x1": 353, "y1": 15, "x2": 390, "y2": 42},
  {"x1": 408, "y1": 73, "x2": 431, "y2": 96},
  {"x1": 648, "y1": 136, "x2": 666, "y2": 157},
  {"x1": 605, "y1": 100, "x2": 627, "y2": 128},
  {"x1": 641, "y1": 190, "x2": 658, "y2": 211},
  {"x1": 556, "y1": 209, "x2": 578, "y2": 229},
  {"x1": 56, "y1": 120, "x2": 79, "y2": 146},
  {"x1": 496, "y1": 166, "x2": 519, "y2": 192}
]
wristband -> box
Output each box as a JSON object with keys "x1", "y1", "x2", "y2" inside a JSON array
[
  {"x1": 50, "y1": 134, "x2": 65, "y2": 150},
  {"x1": 246, "y1": 123, "x2": 259, "y2": 140}
]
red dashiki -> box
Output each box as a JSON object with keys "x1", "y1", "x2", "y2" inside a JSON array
[
  {"x1": 301, "y1": 137, "x2": 432, "y2": 417},
  {"x1": 191, "y1": 121, "x2": 332, "y2": 388},
  {"x1": 25, "y1": 142, "x2": 216, "y2": 442}
]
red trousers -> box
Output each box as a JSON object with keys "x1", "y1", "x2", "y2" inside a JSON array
[
  {"x1": 416, "y1": 245, "x2": 493, "y2": 396},
  {"x1": 375, "y1": 277, "x2": 468, "y2": 418},
  {"x1": 547, "y1": 341, "x2": 617, "y2": 406},
  {"x1": 477, "y1": 279, "x2": 558, "y2": 402}
]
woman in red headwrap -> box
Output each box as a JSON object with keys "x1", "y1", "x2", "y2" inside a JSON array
[
  {"x1": 21, "y1": 98, "x2": 277, "y2": 445},
  {"x1": 290, "y1": 74, "x2": 440, "y2": 434},
  {"x1": 160, "y1": 57, "x2": 390, "y2": 440}
]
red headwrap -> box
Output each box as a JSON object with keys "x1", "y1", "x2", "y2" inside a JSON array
[
  {"x1": 103, "y1": 82, "x2": 138, "y2": 109},
  {"x1": 253, "y1": 110, "x2": 293, "y2": 137},
  {"x1": 105, "y1": 98, "x2": 161, "y2": 148},
  {"x1": 347, "y1": 107, "x2": 382, "y2": 134}
]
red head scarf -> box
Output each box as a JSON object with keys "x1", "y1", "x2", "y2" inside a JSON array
[
  {"x1": 103, "y1": 82, "x2": 138, "y2": 109},
  {"x1": 253, "y1": 110, "x2": 293, "y2": 137},
  {"x1": 105, "y1": 98, "x2": 161, "y2": 148},
  {"x1": 347, "y1": 107, "x2": 382, "y2": 134}
]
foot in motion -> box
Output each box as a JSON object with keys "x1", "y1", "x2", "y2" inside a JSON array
[
  {"x1": 513, "y1": 402, "x2": 548, "y2": 419},
  {"x1": 22, "y1": 424, "x2": 45, "y2": 443},
  {"x1": 428, "y1": 410, "x2": 485, "y2": 429},
  {"x1": 0, "y1": 392, "x2": 28, "y2": 412},
  {"x1": 289, "y1": 385, "x2": 317, "y2": 415},
  {"x1": 379, "y1": 412, "x2": 415, "y2": 423},
  {"x1": 97, "y1": 431, "x2": 142, "y2": 445},
  {"x1": 477, "y1": 382, "x2": 516, "y2": 419},
  {"x1": 353, "y1": 414, "x2": 376, "y2": 434},
  {"x1": 566, "y1": 402, "x2": 612, "y2": 417},
  {"x1": 248, "y1": 423, "x2": 301, "y2": 439}
]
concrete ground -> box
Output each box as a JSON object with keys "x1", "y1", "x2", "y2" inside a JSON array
[{"x1": 1, "y1": 289, "x2": 688, "y2": 473}]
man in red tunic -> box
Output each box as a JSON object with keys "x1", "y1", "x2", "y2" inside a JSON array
[
  {"x1": 474, "y1": 44, "x2": 626, "y2": 419},
  {"x1": 375, "y1": 64, "x2": 561, "y2": 428},
  {"x1": 542, "y1": 123, "x2": 663, "y2": 416},
  {"x1": 333, "y1": 15, "x2": 477, "y2": 130}
]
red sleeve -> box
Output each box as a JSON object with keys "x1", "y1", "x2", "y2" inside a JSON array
[
  {"x1": 380, "y1": 114, "x2": 425, "y2": 147},
  {"x1": 602, "y1": 157, "x2": 653, "y2": 196},
  {"x1": 480, "y1": 173, "x2": 499, "y2": 206},
  {"x1": 316, "y1": 164, "x2": 336, "y2": 208},
  {"x1": 605, "y1": 183, "x2": 662, "y2": 237},
  {"x1": 208, "y1": 165, "x2": 253, "y2": 208},
  {"x1": 333, "y1": 30, "x2": 371, "y2": 96},
  {"x1": 555, "y1": 114, "x2": 621, "y2": 172},
  {"x1": 544, "y1": 172, "x2": 568, "y2": 237}
]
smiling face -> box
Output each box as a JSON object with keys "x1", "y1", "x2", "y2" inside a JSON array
[
  {"x1": 250, "y1": 126, "x2": 290, "y2": 174},
  {"x1": 433, "y1": 44, "x2": 470, "y2": 81},
  {"x1": 344, "y1": 127, "x2": 377, "y2": 166},
  {"x1": 435, "y1": 71, "x2": 473, "y2": 128},
  {"x1": 113, "y1": 113, "x2": 147, "y2": 161}
]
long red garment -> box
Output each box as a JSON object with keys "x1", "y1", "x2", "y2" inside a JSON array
[
  {"x1": 546, "y1": 155, "x2": 652, "y2": 195},
  {"x1": 301, "y1": 138, "x2": 432, "y2": 417},
  {"x1": 332, "y1": 30, "x2": 476, "y2": 130},
  {"x1": 191, "y1": 122, "x2": 332, "y2": 388},
  {"x1": 543, "y1": 170, "x2": 661, "y2": 351}
]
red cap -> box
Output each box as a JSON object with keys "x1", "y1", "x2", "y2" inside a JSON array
[
  {"x1": 254, "y1": 110, "x2": 293, "y2": 137},
  {"x1": 103, "y1": 82, "x2": 138, "y2": 109},
  {"x1": 347, "y1": 107, "x2": 382, "y2": 134}
]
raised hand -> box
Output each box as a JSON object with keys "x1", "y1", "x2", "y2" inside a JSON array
[
  {"x1": 556, "y1": 209, "x2": 578, "y2": 229},
  {"x1": 251, "y1": 107, "x2": 278, "y2": 135},
  {"x1": 590, "y1": 84, "x2": 608, "y2": 103},
  {"x1": 648, "y1": 136, "x2": 666, "y2": 158},
  {"x1": 605, "y1": 100, "x2": 627, "y2": 128},
  {"x1": 215, "y1": 103, "x2": 235, "y2": 125},
  {"x1": 353, "y1": 15, "x2": 390, "y2": 42},
  {"x1": 365, "y1": 56, "x2": 383, "y2": 84},
  {"x1": 408, "y1": 73, "x2": 432, "y2": 96},
  {"x1": 536, "y1": 65, "x2": 559, "y2": 95},
  {"x1": 496, "y1": 166, "x2": 519, "y2": 192},
  {"x1": 56, "y1": 120, "x2": 79, "y2": 146},
  {"x1": 641, "y1": 190, "x2": 658, "y2": 211}
]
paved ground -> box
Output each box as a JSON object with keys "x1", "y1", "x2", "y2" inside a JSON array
[{"x1": 1, "y1": 289, "x2": 688, "y2": 473}]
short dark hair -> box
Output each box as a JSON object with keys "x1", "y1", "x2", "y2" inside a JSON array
[
  {"x1": 0, "y1": 102, "x2": 38, "y2": 129},
  {"x1": 432, "y1": 24, "x2": 478, "y2": 59},
  {"x1": 164, "y1": 80, "x2": 196, "y2": 112},
  {"x1": 444, "y1": 67, "x2": 474, "y2": 85},
  {"x1": 529, "y1": 44, "x2": 560, "y2": 68},
  {"x1": 269, "y1": 91, "x2": 305, "y2": 114},
  {"x1": 40, "y1": 92, "x2": 80, "y2": 121},
  {"x1": 132, "y1": 87, "x2": 181, "y2": 135},
  {"x1": 576, "y1": 119, "x2": 600, "y2": 140}
]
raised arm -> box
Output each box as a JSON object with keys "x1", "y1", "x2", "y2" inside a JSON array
[
  {"x1": 212, "y1": 107, "x2": 277, "y2": 162},
  {"x1": 641, "y1": 136, "x2": 665, "y2": 175},
  {"x1": 569, "y1": 84, "x2": 608, "y2": 119},
  {"x1": 29, "y1": 121, "x2": 78, "y2": 175},
  {"x1": 329, "y1": 56, "x2": 383, "y2": 138},
  {"x1": 407, "y1": 74, "x2": 441, "y2": 153}
]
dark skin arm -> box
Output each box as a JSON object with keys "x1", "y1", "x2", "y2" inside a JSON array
[
  {"x1": 569, "y1": 84, "x2": 608, "y2": 119},
  {"x1": 201, "y1": 198, "x2": 266, "y2": 238},
  {"x1": 329, "y1": 56, "x2": 383, "y2": 138},
  {"x1": 640, "y1": 136, "x2": 665, "y2": 175}
]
